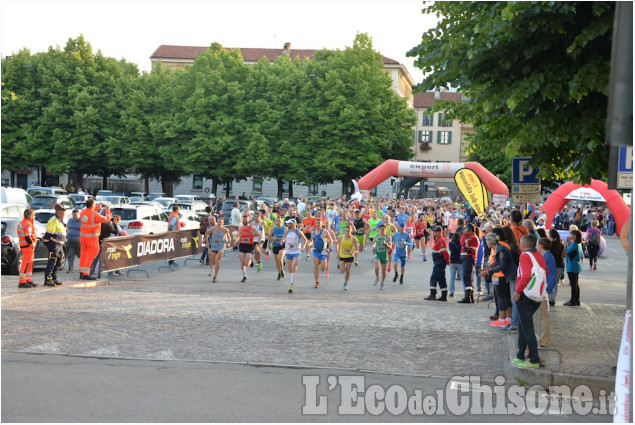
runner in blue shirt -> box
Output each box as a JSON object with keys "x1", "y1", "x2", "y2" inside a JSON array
[{"x1": 391, "y1": 223, "x2": 412, "y2": 285}]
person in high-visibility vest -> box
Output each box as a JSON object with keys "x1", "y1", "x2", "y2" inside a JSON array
[
  {"x1": 43, "y1": 203, "x2": 68, "y2": 286},
  {"x1": 79, "y1": 198, "x2": 111, "y2": 280},
  {"x1": 17, "y1": 208, "x2": 38, "y2": 288}
]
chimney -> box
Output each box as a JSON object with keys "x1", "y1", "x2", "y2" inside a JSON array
[
  {"x1": 434, "y1": 87, "x2": 441, "y2": 100},
  {"x1": 283, "y1": 42, "x2": 291, "y2": 52}
]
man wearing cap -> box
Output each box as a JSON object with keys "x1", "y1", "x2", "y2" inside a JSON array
[
  {"x1": 66, "y1": 209, "x2": 81, "y2": 273},
  {"x1": 424, "y1": 226, "x2": 451, "y2": 301},
  {"x1": 43, "y1": 204, "x2": 67, "y2": 286}
]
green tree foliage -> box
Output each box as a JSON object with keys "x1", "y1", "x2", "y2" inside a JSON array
[
  {"x1": 2, "y1": 34, "x2": 416, "y2": 194},
  {"x1": 408, "y1": 2, "x2": 614, "y2": 183}
]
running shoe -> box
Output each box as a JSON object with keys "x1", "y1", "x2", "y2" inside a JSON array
[
  {"x1": 354, "y1": 260, "x2": 359, "y2": 266},
  {"x1": 241, "y1": 276, "x2": 247, "y2": 283},
  {"x1": 277, "y1": 271, "x2": 282, "y2": 281},
  {"x1": 257, "y1": 263, "x2": 262, "y2": 272},
  {"x1": 315, "y1": 282, "x2": 319, "y2": 289},
  {"x1": 517, "y1": 360, "x2": 540, "y2": 369},
  {"x1": 325, "y1": 271, "x2": 330, "y2": 278},
  {"x1": 343, "y1": 283, "x2": 348, "y2": 290},
  {"x1": 288, "y1": 286, "x2": 294, "y2": 294},
  {"x1": 380, "y1": 283, "x2": 384, "y2": 290},
  {"x1": 373, "y1": 278, "x2": 378, "y2": 286},
  {"x1": 423, "y1": 256, "x2": 427, "y2": 262},
  {"x1": 212, "y1": 276, "x2": 217, "y2": 283},
  {"x1": 512, "y1": 357, "x2": 525, "y2": 366},
  {"x1": 250, "y1": 261, "x2": 254, "y2": 268},
  {"x1": 399, "y1": 275, "x2": 403, "y2": 285},
  {"x1": 393, "y1": 273, "x2": 398, "y2": 282},
  {"x1": 490, "y1": 319, "x2": 507, "y2": 327},
  {"x1": 306, "y1": 254, "x2": 310, "y2": 260},
  {"x1": 387, "y1": 264, "x2": 391, "y2": 272}
]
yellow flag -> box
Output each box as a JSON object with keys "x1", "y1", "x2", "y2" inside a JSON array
[{"x1": 454, "y1": 168, "x2": 489, "y2": 217}]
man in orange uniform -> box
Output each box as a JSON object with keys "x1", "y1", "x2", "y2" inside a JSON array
[
  {"x1": 79, "y1": 198, "x2": 111, "y2": 280},
  {"x1": 17, "y1": 208, "x2": 38, "y2": 288}
]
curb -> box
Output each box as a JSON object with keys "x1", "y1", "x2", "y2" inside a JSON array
[
  {"x1": 69, "y1": 278, "x2": 110, "y2": 288},
  {"x1": 505, "y1": 330, "x2": 615, "y2": 394}
]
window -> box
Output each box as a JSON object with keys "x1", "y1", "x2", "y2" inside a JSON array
[
  {"x1": 437, "y1": 131, "x2": 452, "y2": 144},
  {"x1": 422, "y1": 113, "x2": 434, "y2": 126},
  {"x1": 438, "y1": 112, "x2": 453, "y2": 127},
  {"x1": 308, "y1": 184, "x2": 318, "y2": 196},
  {"x1": 370, "y1": 187, "x2": 377, "y2": 197},
  {"x1": 192, "y1": 174, "x2": 203, "y2": 190},
  {"x1": 252, "y1": 178, "x2": 263, "y2": 194},
  {"x1": 418, "y1": 130, "x2": 432, "y2": 143}
]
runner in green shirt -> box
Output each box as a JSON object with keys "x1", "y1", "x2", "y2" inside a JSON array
[{"x1": 372, "y1": 224, "x2": 392, "y2": 290}]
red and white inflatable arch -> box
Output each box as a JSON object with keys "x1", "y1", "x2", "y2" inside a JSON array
[
  {"x1": 357, "y1": 160, "x2": 509, "y2": 196},
  {"x1": 543, "y1": 179, "x2": 630, "y2": 237}
]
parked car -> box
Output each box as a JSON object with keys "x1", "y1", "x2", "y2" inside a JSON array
[
  {"x1": 130, "y1": 196, "x2": 150, "y2": 203},
  {"x1": 69, "y1": 193, "x2": 94, "y2": 204},
  {"x1": 1, "y1": 187, "x2": 32, "y2": 206},
  {"x1": 26, "y1": 186, "x2": 68, "y2": 198},
  {"x1": 1, "y1": 203, "x2": 27, "y2": 219},
  {"x1": 152, "y1": 197, "x2": 178, "y2": 209},
  {"x1": 29, "y1": 194, "x2": 76, "y2": 210},
  {"x1": 33, "y1": 208, "x2": 73, "y2": 226},
  {"x1": 96, "y1": 190, "x2": 115, "y2": 197},
  {"x1": 109, "y1": 205, "x2": 169, "y2": 235},
  {"x1": 178, "y1": 210, "x2": 202, "y2": 231},
  {"x1": 96, "y1": 195, "x2": 130, "y2": 206},
  {"x1": 167, "y1": 201, "x2": 208, "y2": 214},
  {"x1": 174, "y1": 194, "x2": 202, "y2": 202},
  {"x1": 220, "y1": 200, "x2": 258, "y2": 219},
  {"x1": 256, "y1": 196, "x2": 278, "y2": 206},
  {"x1": 147, "y1": 192, "x2": 167, "y2": 201},
  {"x1": 129, "y1": 201, "x2": 165, "y2": 210},
  {"x1": 1, "y1": 217, "x2": 51, "y2": 275}
]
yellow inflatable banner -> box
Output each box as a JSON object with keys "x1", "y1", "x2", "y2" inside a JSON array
[{"x1": 454, "y1": 168, "x2": 489, "y2": 217}]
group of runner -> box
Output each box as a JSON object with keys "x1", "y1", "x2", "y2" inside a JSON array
[{"x1": 199, "y1": 197, "x2": 477, "y2": 293}]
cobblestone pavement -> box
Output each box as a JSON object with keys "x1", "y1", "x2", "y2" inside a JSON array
[{"x1": 2, "y1": 238, "x2": 628, "y2": 384}]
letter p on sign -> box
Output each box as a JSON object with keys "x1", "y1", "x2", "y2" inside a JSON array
[{"x1": 512, "y1": 157, "x2": 540, "y2": 184}]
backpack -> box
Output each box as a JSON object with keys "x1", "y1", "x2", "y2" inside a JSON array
[
  {"x1": 523, "y1": 251, "x2": 547, "y2": 302},
  {"x1": 199, "y1": 215, "x2": 210, "y2": 235},
  {"x1": 588, "y1": 230, "x2": 600, "y2": 247}
]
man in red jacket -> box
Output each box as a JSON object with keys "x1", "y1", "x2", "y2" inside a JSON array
[
  {"x1": 424, "y1": 226, "x2": 451, "y2": 301},
  {"x1": 512, "y1": 234, "x2": 548, "y2": 370}
]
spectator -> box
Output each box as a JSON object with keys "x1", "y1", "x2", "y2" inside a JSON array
[
  {"x1": 167, "y1": 205, "x2": 181, "y2": 267},
  {"x1": 536, "y1": 237, "x2": 556, "y2": 347},
  {"x1": 480, "y1": 228, "x2": 516, "y2": 328},
  {"x1": 199, "y1": 206, "x2": 214, "y2": 265},
  {"x1": 90, "y1": 216, "x2": 118, "y2": 279},
  {"x1": 564, "y1": 229, "x2": 583, "y2": 306},
  {"x1": 547, "y1": 229, "x2": 565, "y2": 306},
  {"x1": 586, "y1": 220, "x2": 602, "y2": 271},
  {"x1": 512, "y1": 234, "x2": 547, "y2": 369},
  {"x1": 66, "y1": 209, "x2": 81, "y2": 273},
  {"x1": 231, "y1": 203, "x2": 242, "y2": 227},
  {"x1": 448, "y1": 232, "x2": 463, "y2": 298}
]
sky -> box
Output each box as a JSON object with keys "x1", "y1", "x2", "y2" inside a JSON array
[{"x1": 0, "y1": 0, "x2": 437, "y2": 83}]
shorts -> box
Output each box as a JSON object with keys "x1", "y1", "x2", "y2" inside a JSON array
[
  {"x1": 374, "y1": 255, "x2": 389, "y2": 265},
  {"x1": 239, "y1": 243, "x2": 254, "y2": 254},
  {"x1": 312, "y1": 250, "x2": 328, "y2": 261},
  {"x1": 210, "y1": 249, "x2": 223, "y2": 254},
  {"x1": 414, "y1": 235, "x2": 423, "y2": 240},
  {"x1": 304, "y1": 232, "x2": 312, "y2": 240},
  {"x1": 272, "y1": 245, "x2": 284, "y2": 255},
  {"x1": 393, "y1": 253, "x2": 407, "y2": 267},
  {"x1": 354, "y1": 234, "x2": 365, "y2": 245},
  {"x1": 285, "y1": 253, "x2": 300, "y2": 261},
  {"x1": 340, "y1": 257, "x2": 354, "y2": 263}
]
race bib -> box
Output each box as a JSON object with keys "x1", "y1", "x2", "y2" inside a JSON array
[
  {"x1": 241, "y1": 237, "x2": 251, "y2": 244},
  {"x1": 397, "y1": 241, "x2": 405, "y2": 249},
  {"x1": 289, "y1": 241, "x2": 298, "y2": 250},
  {"x1": 356, "y1": 228, "x2": 364, "y2": 235},
  {"x1": 343, "y1": 248, "x2": 352, "y2": 255},
  {"x1": 212, "y1": 237, "x2": 223, "y2": 245},
  {"x1": 376, "y1": 244, "x2": 385, "y2": 253}
]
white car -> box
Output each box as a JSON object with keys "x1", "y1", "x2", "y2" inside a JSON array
[
  {"x1": 153, "y1": 197, "x2": 178, "y2": 209},
  {"x1": 1, "y1": 203, "x2": 27, "y2": 219},
  {"x1": 109, "y1": 205, "x2": 168, "y2": 235},
  {"x1": 33, "y1": 208, "x2": 73, "y2": 226},
  {"x1": 179, "y1": 210, "x2": 202, "y2": 231},
  {"x1": 174, "y1": 194, "x2": 202, "y2": 202},
  {"x1": 96, "y1": 195, "x2": 131, "y2": 206}
]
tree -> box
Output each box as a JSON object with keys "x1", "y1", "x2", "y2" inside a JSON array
[
  {"x1": 408, "y1": 2, "x2": 614, "y2": 183},
  {"x1": 305, "y1": 34, "x2": 415, "y2": 195}
]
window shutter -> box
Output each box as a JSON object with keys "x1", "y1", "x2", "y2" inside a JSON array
[
  {"x1": 438, "y1": 113, "x2": 443, "y2": 127},
  {"x1": 418, "y1": 130, "x2": 423, "y2": 142},
  {"x1": 437, "y1": 131, "x2": 441, "y2": 143},
  {"x1": 428, "y1": 131, "x2": 433, "y2": 142},
  {"x1": 430, "y1": 114, "x2": 434, "y2": 126},
  {"x1": 448, "y1": 131, "x2": 452, "y2": 144}
]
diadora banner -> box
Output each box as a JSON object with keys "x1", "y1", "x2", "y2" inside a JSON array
[{"x1": 100, "y1": 229, "x2": 203, "y2": 271}]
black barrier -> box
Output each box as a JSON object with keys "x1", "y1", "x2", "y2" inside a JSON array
[{"x1": 100, "y1": 229, "x2": 204, "y2": 272}]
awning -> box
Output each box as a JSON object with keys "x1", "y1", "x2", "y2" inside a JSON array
[{"x1": 564, "y1": 187, "x2": 606, "y2": 202}]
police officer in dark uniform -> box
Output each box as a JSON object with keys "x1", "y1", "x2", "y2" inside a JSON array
[
  {"x1": 424, "y1": 226, "x2": 451, "y2": 301},
  {"x1": 43, "y1": 204, "x2": 67, "y2": 286}
]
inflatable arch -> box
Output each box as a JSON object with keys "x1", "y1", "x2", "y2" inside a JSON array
[
  {"x1": 357, "y1": 160, "x2": 509, "y2": 197},
  {"x1": 542, "y1": 179, "x2": 630, "y2": 238}
]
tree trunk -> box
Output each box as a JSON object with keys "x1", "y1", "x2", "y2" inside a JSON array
[
  {"x1": 41, "y1": 166, "x2": 47, "y2": 186},
  {"x1": 102, "y1": 173, "x2": 108, "y2": 191},
  {"x1": 225, "y1": 182, "x2": 231, "y2": 199},
  {"x1": 288, "y1": 181, "x2": 294, "y2": 198},
  {"x1": 341, "y1": 178, "x2": 351, "y2": 197},
  {"x1": 212, "y1": 178, "x2": 218, "y2": 197},
  {"x1": 143, "y1": 172, "x2": 150, "y2": 194},
  {"x1": 162, "y1": 180, "x2": 173, "y2": 197},
  {"x1": 277, "y1": 179, "x2": 284, "y2": 200}
]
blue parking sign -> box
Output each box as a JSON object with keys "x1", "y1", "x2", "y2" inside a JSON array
[
  {"x1": 512, "y1": 157, "x2": 540, "y2": 184},
  {"x1": 618, "y1": 146, "x2": 633, "y2": 172}
]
